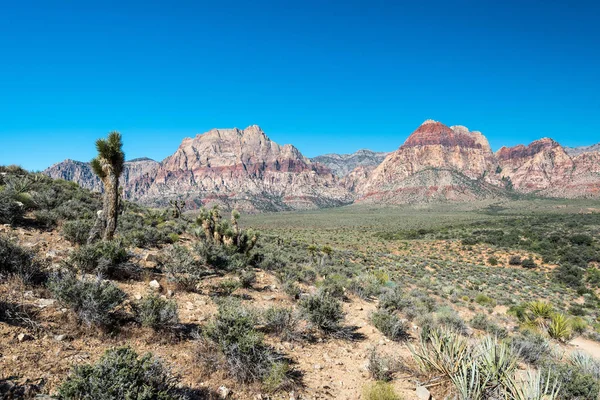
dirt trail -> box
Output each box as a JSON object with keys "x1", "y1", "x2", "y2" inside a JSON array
[{"x1": 570, "y1": 337, "x2": 600, "y2": 359}]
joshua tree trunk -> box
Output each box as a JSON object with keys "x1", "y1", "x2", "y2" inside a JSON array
[{"x1": 103, "y1": 172, "x2": 119, "y2": 241}]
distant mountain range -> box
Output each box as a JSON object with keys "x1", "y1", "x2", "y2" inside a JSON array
[{"x1": 43, "y1": 122, "x2": 600, "y2": 211}]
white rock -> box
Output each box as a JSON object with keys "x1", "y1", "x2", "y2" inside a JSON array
[
  {"x1": 416, "y1": 385, "x2": 431, "y2": 400},
  {"x1": 149, "y1": 280, "x2": 161, "y2": 291},
  {"x1": 218, "y1": 386, "x2": 231, "y2": 398}
]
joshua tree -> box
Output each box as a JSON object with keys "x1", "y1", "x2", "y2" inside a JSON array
[
  {"x1": 169, "y1": 199, "x2": 185, "y2": 219},
  {"x1": 88, "y1": 132, "x2": 125, "y2": 243},
  {"x1": 196, "y1": 206, "x2": 258, "y2": 254}
]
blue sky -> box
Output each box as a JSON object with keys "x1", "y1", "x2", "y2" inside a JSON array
[{"x1": 1, "y1": 0, "x2": 599, "y2": 171}]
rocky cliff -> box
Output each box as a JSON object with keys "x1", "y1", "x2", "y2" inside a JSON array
[
  {"x1": 311, "y1": 149, "x2": 389, "y2": 177},
  {"x1": 564, "y1": 143, "x2": 600, "y2": 156},
  {"x1": 497, "y1": 139, "x2": 600, "y2": 198},
  {"x1": 43, "y1": 121, "x2": 600, "y2": 210},
  {"x1": 44, "y1": 126, "x2": 353, "y2": 212},
  {"x1": 356, "y1": 120, "x2": 504, "y2": 203}
]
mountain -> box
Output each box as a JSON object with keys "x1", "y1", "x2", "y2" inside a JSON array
[
  {"x1": 44, "y1": 121, "x2": 600, "y2": 210},
  {"x1": 310, "y1": 149, "x2": 389, "y2": 177},
  {"x1": 356, "y1": 120, "x2": 505, "y2": 203},
  {"x1": 564, "y1": 143, "x2": 600, "y2": 156},
  {"x1": 497, "y1": 139, "x2": 600, "y2": 198},
  {"x1": 44, "y1": 126, "x2": 352, "y2": 212}
]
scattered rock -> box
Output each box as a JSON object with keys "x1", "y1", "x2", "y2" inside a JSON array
[
  {"x1": 37, "y1": 298, "x2": 56, "y2": 308},
  {"x1": 134, "y1": 293, "x2": 143, "y2": 300},
  {"x1": 54, "y1": 334, "x2": 68, "y2": 341},
  {"x1": 218, "y1": 386, "x2": 231, "y2": 399},
  {"x1": 149, "y1": 280, "x2": 162, "y2": 291},
  {"x1": 144, "y1": 252, "x2": 159, "y2": 263},
  {"x1": 17, "y1": 333, "x2": 33, "y2": 342},
  {"x1": 262, "y1": 295, "x2": 276, "y2": 301},
  {"x1": 167, "y1": 289, "x2": 175, "y2": 297},
  {"x1": 186, "y1": 302, "x2": 194, "y2": 310},
  {"x1": 314, "y1": 364, "x2": 323, "y2": 370},
  {"x1": 416, "y1": 385, "x2": 431, "y2": 400}
]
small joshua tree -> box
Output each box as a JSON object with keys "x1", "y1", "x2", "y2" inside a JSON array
[
  {"x1": 88, "y1": 131, "x2": 125, "y2": 243},
  {"x1": 169, "y1": 199, "x2": 185, "y2": 219},
  {"x1": 196, "y1": 206, "x2": 258, "y2": 254}
]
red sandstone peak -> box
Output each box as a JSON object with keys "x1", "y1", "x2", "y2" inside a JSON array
[
  {"x1": 496, "y1": 138, "x2": 561, "y2": 161},
  {"x1": 402, "y1": 120, "x2": 487, "y2": 150}
]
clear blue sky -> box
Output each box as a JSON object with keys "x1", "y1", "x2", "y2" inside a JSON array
[{"x1": 1, "y1": 0, "x2": 599, "y2": 171}]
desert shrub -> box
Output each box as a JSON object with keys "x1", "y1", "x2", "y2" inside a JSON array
[
  {"x1": 348, "y1": 272, "x2": 385, "y2": 299},
  {"x1": 61, "y1": 219, "x2": 93, "y2": 245},
  {"x1": 470, "y1": 313, "x2": 508, "y2": 338},
  {"x1": 0, "y1": 190, "x2": 25, "y2": 225},
  {"x1": 283, "y1": 281, "x2": 301, "y2": 300},
  {"x1": 216, "y1": 279, "x2": 240, "y2": 295},
  {"x1": 570, "y1": 317, "x2": 587, "y2": 335},
  {"x1": 362, "y1": 381, "x2": 401, "y2": 400},
  {"x1": 509, "y1": 332, "x2": 551, "y2": 365},
  {"x1": 508, "y1": 255, "x2": 522, "y2": 266},
  {"x1": 487, "y1": 256, "x2": 499, "y2": 266},
  {"x1": 161, "y1": 245, "x2": 207, "y2": 291},
  {"x1": 378, "y1": 286, "x2": 409, "y2": 311},
  {"x1": 69, "y1": 240, "x2": 137, "y2": 280},
  {"x1": 57, "y1": 346, "x2": 183, "y2": 400},
  {"x1": 544, "y1": 361, "x2": 600, "y2": 400},
  {"x1": 262, "y1": 306, "x2": 299, "y2": 341},
  {"x1": 238, "y1": 269, "x2": 256, "y2": 289},
  {"x1": 0, "y1": 235, "x2": 45, "y2": 284},
  {"x1": 134, "y1": 294, "x2": 178, "y2": 330},
  {"x1": 33, "y1": 209, "x2": 59, "y2": 229},
  {"x1": 367, "y1": 348, "x2": 397, "y2": 382},
  {"x1": 521, "y1": 257, "x2": 537, "y2": 269},
  {"x1": 203, "y1": 299, "x2": 282, "y2": 383},
  {"x1": 48, "y1": 272, "x2": 126, "y2": 327},
  {"x1": 299, "y1": 291, "x2": 344, "y2": 333},
  {"x1": 554, "y1": 263, "x2": 584, "y2": 287},
  {"x1": 370, "y1": 309, "x2": 409, "y2": 341},
  {"x1": 318, "y1": 273, "x2": 347, "y2": 298},
  {"x1": 435, "y1": 307, "x2": 468, "y2": 334},
  {"x1": 475, "y1": 294, "x2": 496, "y2": 307},
  {"x1": 570, "y1": 352, "x2": 600, "y2": 379}
]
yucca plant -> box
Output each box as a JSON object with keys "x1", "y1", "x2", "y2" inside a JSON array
[
  {"x1": 547, "y1": 313, "x2": 572, "y2": 342},
  {"x1": 409, "y1": 327, "x2": 471, "y2": 378},
  {"x1": 570, "y1": 352, "x2": 600, "y2": 379},
  {"x1": 522, "y1": 301, "x2": 554, "y2": 333},
  {"x1": 477, "y1": 336, "x2": 519, "y2": 389},
  {"x1": 450, "y1": 362, "x2": 489, "y2": 400},
  {"x1": 504, "y1": 368, "x2": 560, "y2": 400}
]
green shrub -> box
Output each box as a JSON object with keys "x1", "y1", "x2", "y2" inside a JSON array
[
  {"x1": 238, "y1": 269, "x2": 256, "y2": 289},
  {"x1": 135, "y1": 294, "x2": 178, "y2": 330},
  {"x1": 509, "y1": 255, "x2": 522, "y2": 266},
  {"x1": 367, "y1": 348, "x2": 397, "y2": 382},
  {"x1": 318, "y1": 273, "x2": 347, "y2": 298},
  {"x1": 0, "y1": 235, "x2": 45, "y2": 284},
  {"x1": 474, "y1": 294, "x2": 496, "y2": 307},
  {"x1": 509, "y1": 332, "x2": 551, "y2": 365},
  {"x1": 262, "y1": 306, "x2": 299, "y2": 341},
  {"x1": 69, "y1": 240, "x2": 136, "y2": 280},
  {"x1": 362, "y1": 381, "x2": 401, "y2": 400},
  {"x1": 544, "y1": 361, "x2": 600, "y2": 400},
  {"x1": 570, "y1": 317, "x2": 587, "y2": 335},
  {"x1": 487, "y1": 256, "x2": 499, "y2": 266},
  {"x1": 547, "y1": 313, "x2": 572, "y2": 342},
  {"x1": 470, "y1": 313, "x2": 507, "y2": 338},
  {"x1": 57, "y1": 347, "x2": 183, "y2": 400},
  {"x1": 521, "y1": 257, "x2": 537, "y2": 269},
  {"x1": 48, "y1": 272, "x2": 126, "y2": 327},
  {"x1": 161, "y1": 245, "x2": 207, "y2": 291},
  {"x1": 204, "y1": 300, "x2": 281, "y2": 383},
  {"x1": 370, "y1": 309, "x2": 409, "y2": 341},
  {"x1": 299, "y1": 291, "x2": 344, "y2": 333},
  {"x1": 0, "y1": 190, "x2": 25, "y2": 225},
  {"x1": 61, "y1": 219, "x2": 93, "y2": 245}
]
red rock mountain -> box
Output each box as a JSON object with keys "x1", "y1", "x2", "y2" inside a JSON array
[
  {"x1": 44, "y1": 121, "x2": 600, "y2": 210},
  {"x1": 45, "y1": 126, "x2": 352, "y2": 212},
  {"x1": 497, "y1": 138, "x2": 600, "y2": 198},
  {"x1": 356, "y1": 120, "x2": 504, "y2": 203}
]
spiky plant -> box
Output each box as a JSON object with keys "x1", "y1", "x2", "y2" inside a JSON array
[
  {"x1": 522, "y1": 301, "x2": 554, "y2": 333},
  {"x1": 477, "y1": 336, "x2": 519, "y2": 388},
  {"x1": 88, "y1": 131, "x2": 125, "y2": 242},
  {"x1": 409, "y1": 327, "x2": 471, "y2": 378},
  {"x1": 547, "y1": 313, "x2": 572, "y2": 342},
  {"x1": 450, "y1": 363, "x2": 489, "y2": 400},
  {"x1": 504, "y1": 368, "x2": 560, "y2": 400},
  {"x1": 570, "y1": 352, "x2": 600, "y2": 379}
]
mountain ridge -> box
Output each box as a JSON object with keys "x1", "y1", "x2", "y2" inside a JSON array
[{"x1": 43, "y1": 122, "x2": 600, "y2": 211}]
